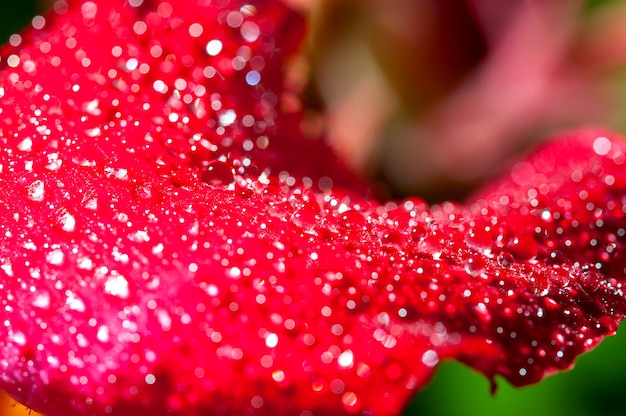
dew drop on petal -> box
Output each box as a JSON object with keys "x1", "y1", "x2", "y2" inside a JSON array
[
  {"x1": 241, "y1": 21, "x2": 260, "y2": 42},
  {"x1": 0, "y1": 261, "x2": 13, "y2": 277},
  {"x1": 497, "y1": 251, "x2": 515, "y2": 268},
  {"x1": 218, "y1": 109, "x2": 236, "y2": 126},
  {"x1": 56, "y1": 209, "x2": 77, "y2": 233},
  {"x1": 550, "y1": 267, "x2": 570, "y2": 287},
  {"x1": 46, "y1": 249, "x2": 65, "y2": 266},
  {"x1": 251, "y1": 396, "x2": 263, "y2": 409},
  {"x1": 85, "y1": 127, "x2": 102, "y2": 137},
  {"x1": 464, "y1": 253, "x2": 486, "y2": 277},
  {"x1": 76, "y1": 256, "x2": 95, "y2": 270},
  {"x1": 593, "y1": 136, "x2": 612, "y2": 156},
  {"x1": 27, "y1": 180, "x2": 45, "y2": 202},
  {"x1": 17, "y1": 137, "x2": 33, "y2": 152},
  {"x1": 81, "y1": 2, "x2": 98, "y2": 20},
  {"x1": 82, "y1": 98, "x2": 101, "y2": 115},
  {"x1": 245, "y1": 70, "x2": 260, "y2": 86},
  {"x1": 382, "y1": 230, "x2": 404, "y2": 248},
  {"x1": 337, "y1": 350, "x2": 354, "y2": 368},
  {"x1": 418, "y1": 236, "x2": 443, "y2": 260},
  {"x1": 201, "y1": 161, "x2": 234, "y2": 187},
  {"x1": 205, "y1": 39, "x2": 222, "y2": 56},
  {"x1": 189, "y1": 23, "x2": 203, "y2": 37},
  {"x1": 271, "y1": 370, "x2": 285, "y2": 383},
  {"x1": 32, "y1": 290, "x2": 51, "y2": 309},
  {"x1": 104, "y1": 273, "x2": 130, "y2": 299},
  {"x1": 265, "y1": 333, "x2": 278, "y2": 348},
  {"x1": 421, "y1": 350, "x2": 439, "y2": 367},
  {"x1": 410, "y1": 224, "x2": 427, "y2": 242},
  {"x1": 72, "y1": 156, "x2": 97, "y2": 168},
  {"x1": 529, "y1": 271, "x2": 551, "y2": 297},
  {"x1": 507, "y1": 235, "x2": 537, "y2": 260},
  {"x1": 66, "y1": 291, "x2": 86, "y2": 313},
  {"x1": 97, "y1": 326, "x2": 110, "y2": 343},
  {"x1": 290, "y1": 205, "x2": 319, "y2": 233},
  {"x1": 341, "y1": 392, "x2": 360, "y2": 412},
  {"x1": 11, "y1": 331, "x2": 27, "y2": 346},
  {"x1": 104, "y1": 166, "x2": 129, "y2": 182}
]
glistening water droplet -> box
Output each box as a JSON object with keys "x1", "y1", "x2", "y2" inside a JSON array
[
  {"x1": 497, "y1": 251, "x2": 515, "y2": 268},
  {"x1": 201, "y1": 161, "x2": 234, "y2": 187},
  {"x1": 27, "y1": 180, "x2": 45, "y2": 202},
  {"x1": 464, "y1": 253, "x2": 486, "y2": 277}
]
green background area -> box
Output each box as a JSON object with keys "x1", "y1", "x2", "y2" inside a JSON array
[
  {"x1": 2, "y1": 2, "x2": 626, "y2": 416},
  {"x1": 408, "y1": 330, "x2": 626, "y2": 416},
  {"x1": 0, "y1": 1, "x2": 39, "y2": 43}
]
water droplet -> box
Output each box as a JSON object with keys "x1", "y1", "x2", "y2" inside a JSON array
[
  {"x1": 290, "y1": 201, "x2": 320, "y2": 233},
  {"x1": 421, "y1": 349, "x2": 439, "y2": 367},
  {"x1": 133, "y1": 183, "x2": 161, "y2": 202},
  {"x1": 410, "y1": 224, "x2": 427, "y2": 242},
  {"x1": 329, "y1": 378, "x2": 345, "y2": 394},
  {"x1": 382, "y1": 230, "x2": 404, "y2": 248},
  {"x1": 201, "y1": 161, "x2": 234, "y2": 187},
  {"x1": 11, "y1": 331, "x2": 27, "y2": 346},
  {"x1": 251, "y1": 395, "x2": 264, "y2": 409},
  {"x1": 342, "y1": 392, "x2": 360, "y2": 412},
  {"x1": 418, "y1": 235, "x2": 443, "y2": 260},
  {"x1": 339, "y1": 209, "x2": 365, "y2": 234},
  {"x1": 0, "y1": 260, "x2": 13, "y2": 277},
  {"x1": 550, "y1": 267, "x2": 570, "y2": 287},
  {"x1": 465, "y1": 221, "x2": 494, "y2": 250},
  {"x1": 464, "y1": 253, "x2": 486, "y2": 277},
  {"x1": 104, "y1": 273, "x2": 129, "y2": 299},
  {"x1": 97, "y1": 326, "x2": 110, "y2": 343},
  {"x1": 46, "y1": 249, "x2": 65, "y2": 266},
  {"x1": 66, "y1": 291, "x2": 86, "y2": 312},
  {"x1": 528, "y1": 271, "x2": 551, "y2": 297},
  {"x1": 593, "y1": 136, "x2": 612, "y2": 156},
  {"x1": 241, "y1": 21, "x2": 260, "y2": 42},
  {"x1": 76, "y1": 255, "x2": 95, "y2": 270},
  {"x1": 55, "y1": 208, "x2": 76, "y2": 232},
  {"x1": 272, "y1": 369, "x2": 286, "y2": 383},
  {"x1": 27, "y1": 180, "x2": 45, "y2": 202},
  {"x1": 82, "y1": 194, "x2": 98, "y2": 211},
  {"x1": 205, "y1": 39, "x2": 223, "y2": 56},
  {"x1": 218, "y1": 109, "x2": 236, "y2": 126},
  {"x1": 497, "y1": 251, "x2": 515, "y2": 268},
  {"x1": 17, "y1": 137, "x2": 33, "y2": 152},
  {"x1": 337, "y1": 350, "x2": 354, "y2": 368},
  {"x1": 72, "y1": 156, "x2": 97, "y2": 168},
  {"x1": 81, "y1": 1, "x2": 98, "y2": 20},
  {"x1": 32, "y1": 290, "x2": 51, "y2": 309},
  {"x1": 104, "y1": 166, "x2": 130, "y2": 182},
  {"x1": 265, "y1": 333, "x2": 279, "y2": 348},
  {"x1": 82, "y1": 98, "x2": 101, "y2": 115},
  {"x1": 84, "y1": 127, "x2": 102, "y2": 137},
  {"x1": 507, "y1": 235, "x2": 537, "y2": 260}
]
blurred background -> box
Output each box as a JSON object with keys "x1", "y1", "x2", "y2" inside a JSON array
[
  {"x1": 2, "y1": 0, "x2": 626, "y2": 415},
  {"x1": 296, "y1": 0, "x2": 626, "y2": 202}
]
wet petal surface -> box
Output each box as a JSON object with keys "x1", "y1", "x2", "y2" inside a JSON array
[{"x1": 0, "y1": 1, "x2": 623, "y2": 416}]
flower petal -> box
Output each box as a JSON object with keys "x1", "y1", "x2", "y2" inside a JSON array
[{"x1": 0, "y1": 1, "x2": 623, "y2": 416}]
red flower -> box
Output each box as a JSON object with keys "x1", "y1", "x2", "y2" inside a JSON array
[{"x1": 0, "y1": 1, "x2": 624, "y2": 415}]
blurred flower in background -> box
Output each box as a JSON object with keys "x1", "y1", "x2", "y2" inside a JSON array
[
  {"x1": 299, "y1": 0, "x2": 626, "y2": 201},
  {"x1": 2, "y1": 0, "x2": 626, "y2": 415}
]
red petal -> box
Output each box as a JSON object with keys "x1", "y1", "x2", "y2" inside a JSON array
[{"x1": 0, "y1": 1, "x2": 623, "y2": 416}]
